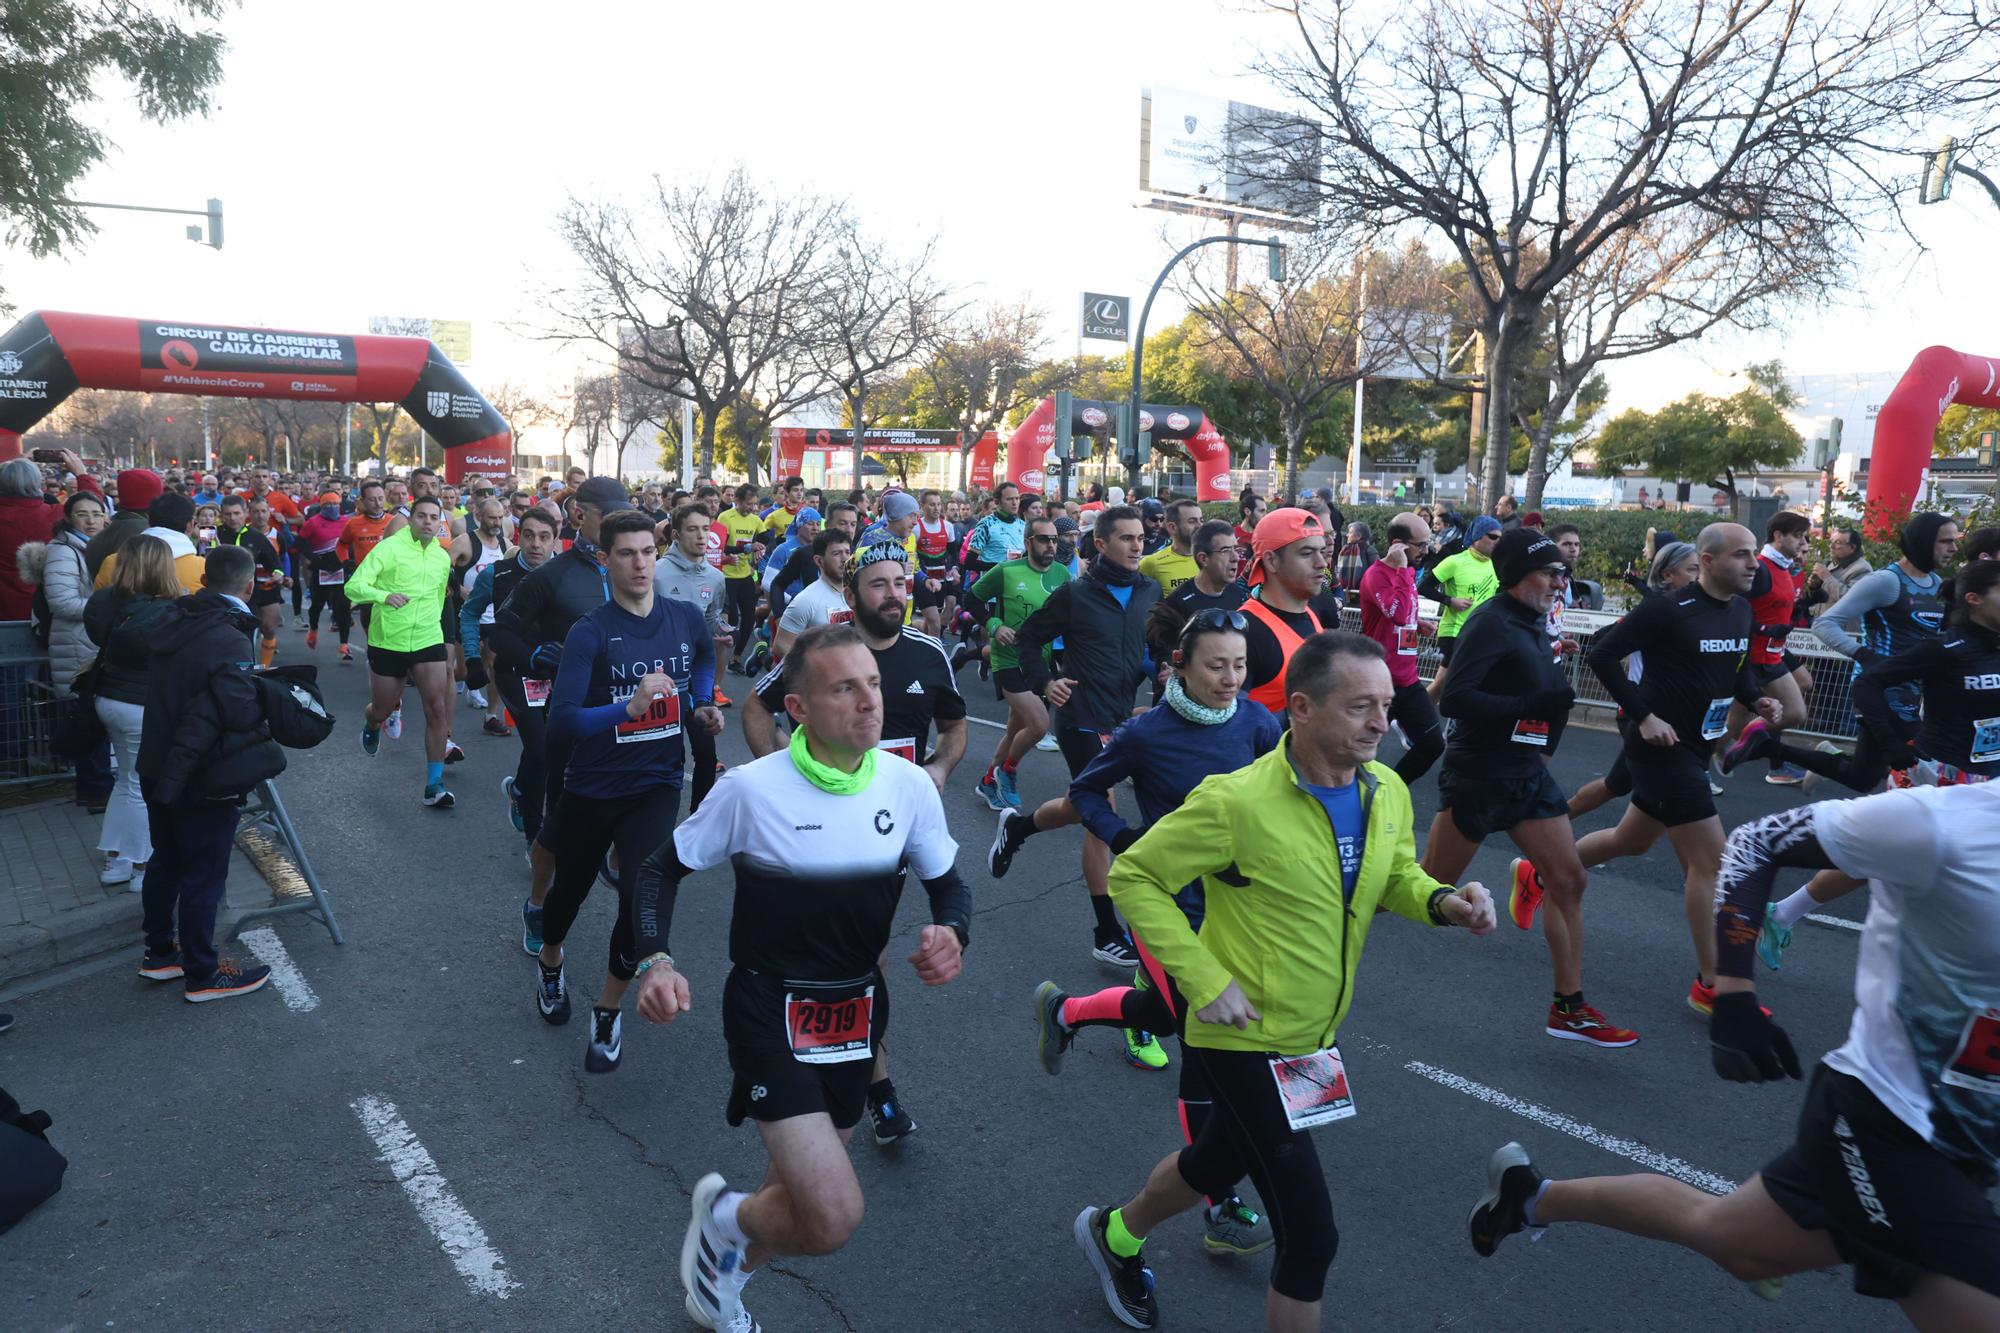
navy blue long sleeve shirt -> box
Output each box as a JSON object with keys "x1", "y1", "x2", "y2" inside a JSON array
[{"x1": 548, "y1": 595, "x2": 715, "y2": 798}]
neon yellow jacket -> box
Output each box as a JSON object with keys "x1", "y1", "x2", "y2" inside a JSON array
[
  {"x1": 1108, "y1": 737, "x2": 1447, "y2": 1055},
  {"x1": 346, "y1": 527, "x2": 450, "y2": 652}
]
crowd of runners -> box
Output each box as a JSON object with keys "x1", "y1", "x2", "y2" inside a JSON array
[{"x1": 52, "y1": 453, "x2": 1997, "y2": 1332}]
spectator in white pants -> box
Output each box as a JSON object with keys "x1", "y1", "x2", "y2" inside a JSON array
[{"x1": 80, "y1": 536, "x2": 183, "y2": 888}]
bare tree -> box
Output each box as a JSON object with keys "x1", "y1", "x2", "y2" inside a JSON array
[
  {"x1": 918, "y1": 301, "x2": 1063, "y2": 478},
  {"x1": 1259, "y1": 0, "x2": 2000, "y2": 511},
  {"x1": 536, "y1": 166, "x2": 847, "y2": 482}
]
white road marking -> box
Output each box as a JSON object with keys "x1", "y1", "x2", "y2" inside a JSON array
[
  {"x1": 238, "y1": 926, "x2": 319, "y2": 1012},
  {"x1": 1805, "y1": 912, "x2": 1863, "y2": 932},
  {"x1": 352, "y1": 1095, "x2": 518, "y2": 1297},
  {"x1": 966, "y1": 715, "x2": 1007, "y2": 731},
  {"x1": 1404, "y1": 1061, "x2": 1739, "y2": 1196}
]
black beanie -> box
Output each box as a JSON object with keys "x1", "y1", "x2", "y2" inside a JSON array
[
  {"x1": 1494, "y1": 527, "x2": 1567, "y2": 588},
  {"x1": 1900, "y1": 512, "x2": 1951, "y2": 574}
]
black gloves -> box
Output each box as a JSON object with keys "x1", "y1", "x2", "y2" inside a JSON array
[
  {"x1": 1710, "y1": 991, "x2": 1801, "y2": 1083},
  {"x1": 528, "y1": 642, "x2": 563, "y2": 678}
]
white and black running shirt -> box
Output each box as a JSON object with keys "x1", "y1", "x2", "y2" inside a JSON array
[
  {"x1": 755, "y1": 629, "x2": 965, "y2": 763},
  {"x1": 660, "y1": 749, "x2": 959, "y2": 979}
]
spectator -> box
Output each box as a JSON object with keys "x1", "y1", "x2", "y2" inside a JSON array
[
  {"x1": 94, "y1": 494, "x2": 205, "y2": 595},
  {"x1": 192, "y1": 504, "x2": 220, "y2": 553},
  {"x1": 136, "y1": 545, "x2": 285, "y2": 1003},
  {"x1": 1805, "y1": 525, "x2": 1873, "y2": 620},
  {"x1": 1334, "y1": 520, "x2": 1377, "y2": 594},
  {"x1": 22, "y1": 489, "x2": 115, "y2": 811},
  {"x1": 84, "y1": 535, "x2": 182, "y2": 889},
  {"x1": 1521, "y1": 509, "x2": 1544, "y2": 530},
  {"x1": 1494, "y1": 494, "x2": 1521, "y2": 529},
  {"x1": 84, "y1": 468, "x2": 164, "y2": 579},
  {"x1": 0, "y1": 451, "x2": 99, "y2": 619}
]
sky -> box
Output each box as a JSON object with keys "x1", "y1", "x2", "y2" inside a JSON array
[{"x1": 9, "y1": 0, "x2": 1998, "y2": 449}]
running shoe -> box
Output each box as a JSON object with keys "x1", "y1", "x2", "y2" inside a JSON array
[
  {"x1": 1033, "y1": 981, "x2": 1074, "y2": 1076},
  {"x1": 305, "y1": 629, "x2": 317, "y2": 650},
  {"x1": 584, "y1": 1008, "x2": 623, "y2": 1073},
  {"x1": 1092, "y1": 935, "x2": 1142, "y2": 971},
  {"x1": 1545, "y1": 1003, "x2": 1639, "y2": 1048},
  {"x1": 384, "y1": 708, "x2": 403, "y2": 741},
  {"x1": 1717, "y1": 719, "x2": 1769, "y2": 775},
  {"x1": 483, "y1": 716, "x2": 512, "y2": 738},
  {"x1": 522, "y1": 899, "x2": 544, "y2": 957},
  {"x1": 360, "y1": 724, "x2": 380, "y2": 757},
  {"x1": 468, "y1": 688, "x2": 488, "y2": 710},
  {"x1": 988, "y1": 807, "x2": 1028, "y2": 879},
  {"x1": 138, "y1": 946, "x2": 185, "y2": 981},
  {"x1": 950, "y1": 642, "x2": 978, "y2": 672},
  {"x1": 712, "y1": 688, "x2": 732, "y2": 709},
  {"x1": 422, "y1": 785, "x2": 455, "y2": 810},
  {"x1": 293, "y1": 613, "x2": 307, "y2": 631},
  {"x1": 976, "y1": 775, "x2": 1005, "y2": 812},
  {"x1": 1123, "y1": 1029, "x2": 1168, "y2": 1071},
  {"x1": 995, "y1": 766, "x2": 1022, "y2": 809},
  {"x1": 1202, "y1": 1198, "x2": 1274, "y2": 1256},
  {"x1": 869, "y1": 1094, "x2": 917, "y2": 1145},
  {"x1": 1507, "y1": 857, "x2": 1543, "y2": 931},
  {"x1": 1708, "y1": 777, "x2": 1725, "y2": 796},
  {"x1": 1764, "y1": 763, "x2": 1805, "y2": 786},
  {"x1": 444, "y1": 739, "x2": 467, "y2": 764},
  {"x1": 1757, "y1": 903, "x2": 1794, "y2": 971},
  {"x1": 501, "y1": 776, "x2": 525, "y2": 833},
  {"x1": 1036, "y1": 731, "x2": 1061, "y2": 752},
  {"x1": 1468, "y1": 1141, "x2": 1546, "y2": 1257},
  {"x1": 0, "y1": 1012, "x2": 11, "y2": 1033},
  {"x1": 185, "y1": 959, "x2": 271, "y2": 1003},
  {"x1": 339, "y1": 644, "x2": 353, "y2": 663},
  {"x1": 1799, "y1": 740, "x2": 1844, "y2": 798},
  {"x1": 537, "y1": 963, "x2": 570, "y2": 1024},
  {"x1": 1074, "y1": 1205, "x2": 1158, "y2": 1329},
  {"x1": 1687, "y1": 977, "x2": 1772, "y2": 1018},
  {"x1": 455, "y1": 679, "x2": 466, "y2": 696},
  {"x1": 680, "y1": 1173, "x2": 746, "y2": 1333}
]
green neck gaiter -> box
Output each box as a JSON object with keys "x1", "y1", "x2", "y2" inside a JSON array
[{"x1": 789, "y1": 723, "x2": 876, "y2": 795}]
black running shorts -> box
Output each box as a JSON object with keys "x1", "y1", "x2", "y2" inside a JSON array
[
  {"x1": 723, "y1": 968, "x2": 889, "y2": 1132},
  {"x1": 913, "y1": 571, "x2": 954, "y2": 610},
  {"x1": 1622, "y1": 736, "x2": 1718, "y2": 827},
  {"x1": 1055, "y1": 725, "x2": 1111, "y2": 780},
  {"x1": 1437, "y1": 635, "x2": 1460, "y2": 667},
  {"x1": 1437, "y1": 763, "x2": 1568, "y2": 842},
  {"x1": 993, "y1": 666, "x2": 1037, "y2": 696},
  {"x1": 366, "y1": 642, "x2": 449, "y2": 676},
  {"x1": 1760, "y1": 1064, "x2": 2000, "y2": 1301},
  {"x1": 1752, "y1": 652, "x2": 1804, "y2": 688}
]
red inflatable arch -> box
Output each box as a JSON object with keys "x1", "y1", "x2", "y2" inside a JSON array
[
  {"x1": 0, "y1": 311, "x2": 511, "y2": 482},
  {"x1": 1866, "y1": 345, "x2": 2000, "y2": 535},
  {"x1": 1006, "y1": 396, "x2": 1233, "y2": 501}
]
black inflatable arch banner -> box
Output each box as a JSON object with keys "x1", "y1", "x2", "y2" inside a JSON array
[{"x1": 0, "y1": 311, "x2": 511, "y2": 481}]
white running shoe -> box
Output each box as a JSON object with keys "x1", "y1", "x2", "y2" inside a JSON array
[
  {"x1": 384, "y1": 709, "x2": 403, "y2": 740},
  {"x1": 1036, "y1": 732, "x2": 1061, "y2": 752},
  {"x1": 468, "y1": 688, "x2": 488, "y2": 709}
]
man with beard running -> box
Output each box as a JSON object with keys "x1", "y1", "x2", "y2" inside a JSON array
[
  {"x1": 743, "y1": 542, "x2": 966, "y2": 1145},
  {"x1": 463, "y1": 505, "x2": 558, "y2": 841},
  {"x1": 968, "y1": 514, "x2": 1069, "y2": 811},
  {"x1": 642, "y1": 624, "x2": 971, "y2": 1333}
]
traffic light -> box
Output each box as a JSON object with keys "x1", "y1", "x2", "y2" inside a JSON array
[{"x1": 1053, "y1": 390, "x2": 1073, "y2": 462}]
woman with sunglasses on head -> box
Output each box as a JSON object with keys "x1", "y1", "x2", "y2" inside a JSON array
[{"x1": 1028, "y1": 605, "x2": 1285, "y2": 1257}]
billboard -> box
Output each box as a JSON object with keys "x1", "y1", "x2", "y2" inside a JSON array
[
  {"x1": 1141, "y1": 86, "x2": 1321, "y2": 218},
  {"x1": 1080, "y1": 293, "x2": 1131, "y2": 343}
]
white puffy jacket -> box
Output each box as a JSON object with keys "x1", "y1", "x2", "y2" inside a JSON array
[{"x1": 17, "y1": 530, "x2": 98, "y2": 687}]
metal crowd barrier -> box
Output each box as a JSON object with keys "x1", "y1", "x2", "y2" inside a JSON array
[
  {"x1": 1, "y1": 655, "x2": 74, "y2": 788},
  {"x1": 1332, "y1": 603, "x2": 1861, "y2": 743}
]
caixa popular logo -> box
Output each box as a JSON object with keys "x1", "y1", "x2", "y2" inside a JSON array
[
  {"x1": 425, "y1": 390, "x2": 452, "y2": 417},
  {"x1": 0, "y1": 350, "x2": 22, "y2": 376}
]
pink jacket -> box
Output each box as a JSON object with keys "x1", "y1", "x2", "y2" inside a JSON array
[{"x1": 1358, "y1": 559, "x2": 1421, "y2": 688}]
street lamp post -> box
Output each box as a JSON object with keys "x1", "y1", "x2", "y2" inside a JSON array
[{"x1": 1126, "y1": 234, "x2": 1285, "y2": 492}]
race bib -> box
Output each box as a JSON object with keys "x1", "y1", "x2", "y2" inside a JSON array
[
  {"x1": 1941, "y1": 1007, "x2": 2000, "y2": 1095},
  {"x1": 786, "y1": 986, "x2": 876, "y2": 1065},
  {"x1": 1006, "y1": 549, "x2": 1024, "y2": 561},
  {"x1": 1971, "y1": 716, "x2": 2000, "y2": 766},
  {"x1": 1511, "y1": 718, "x2": 1551, "y2": 748},
  {"x1": 317, "y1": 567, "x2": 345, "y2": 586},
  {"x1": 523, "y1": 678, "x2": 552, "y2": 709},
  {"x1": 1268, "y1": 1046, "x2": 1357, "y2": 1130},
  {"x1": 878, "y1": 737, "x2": 918, "y2": 763},
  {"x1": 615, "y1": 692, "x2": 682, "y2": 743},
  {"x1": 1395, "y1": 624, "x2": 1418, "y2": 657},
  {"x1": 1700, "y1": 697, "x2": 1732, "y2": 742}
]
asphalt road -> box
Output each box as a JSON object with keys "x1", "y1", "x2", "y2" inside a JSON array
[{"x1": 0, "y1": 624, "x2": 1915, "y2": 1332}]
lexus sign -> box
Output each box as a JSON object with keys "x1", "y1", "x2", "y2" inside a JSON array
[{"x1": 1080, "y1": 292, "x2": 1131, "y2": 343}]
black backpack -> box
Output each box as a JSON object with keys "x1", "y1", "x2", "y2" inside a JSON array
[
  {"x1": 28, "y1": 581, "x2": 51, "y2": 648},
  {"x1": 0, "y1": 1085, "x2": 66, "y2": 1234},
  {"x1": 254, "y1": 663, "x2": 336, "y2": 749}
]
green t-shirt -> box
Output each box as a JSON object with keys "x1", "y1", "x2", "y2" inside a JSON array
[
  {"x1": 1431, "y1": 549, "x2": 1498, "y2": 638},
  {"x1": 970, "y1": 557, "x2": 1071, "y2": 671}
]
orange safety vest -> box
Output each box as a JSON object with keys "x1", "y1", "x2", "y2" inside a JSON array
[{"x1": 1243, "y1": 595, "x2": 1323, "y2": 713}]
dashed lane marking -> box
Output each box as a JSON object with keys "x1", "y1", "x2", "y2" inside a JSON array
[
  {"x1": 1805, "y1": 913, "x2": 1863, "y2": 932},
  {"x1": 352, "y1": 1095, "x2": 519, "y2": 1297}
]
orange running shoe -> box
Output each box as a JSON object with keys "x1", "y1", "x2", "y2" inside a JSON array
[
  {"x1": 1508, "y1": 857, "x2": 1543, "y2": 931},
  {"x1": 1688, "y1": 977, "x2": 1771, "y2": 1018},
  {"x1": 306, "y1": 629, "x2": 317, "y2": 650},
  {"x1": 1545, "y1": 1002, "x2": 1638, "y2": 1048},
  {"x1": 712, "y1": 687, "x2": 733, "y2": 708}
]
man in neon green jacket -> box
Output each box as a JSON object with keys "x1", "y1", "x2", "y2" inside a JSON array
[
  {"x1": 347, "y1": 494, "x2": 458, "y2": 808},
  {"x1": 1070, "y1": 630, "x2": 1496, "y2": 1333}
]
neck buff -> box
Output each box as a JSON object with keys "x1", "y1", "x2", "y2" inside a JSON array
[
  {"x1": 1165, "y1": 674, "x2": 1237, "y2": 726},
  {"x1": 1092, "y1": 554, "x2": 1139, "y2": 586},
  {"x1": 789, "y1": 723, "x2": 875, "y2": 795}
]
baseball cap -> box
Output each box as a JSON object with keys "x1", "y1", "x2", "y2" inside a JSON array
[
  {"x1": 1465, "y1": 515, "x2": 1503, "y2": 543},
  {"x1": 1494, "y1": 528, "x2": 1569, "y2": 587},
  {"x1": 881, "y1": 491, "x2": 920, "y2": 522},
  {"x1": 572, "y1": 476, "x2": 634, "y2": 513},
  {"x1": 1251, "y1": 506, "x2": 1326, "y2": 565}
]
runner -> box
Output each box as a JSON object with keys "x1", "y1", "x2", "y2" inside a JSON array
[
  {"x1": 912, "y1": 489, "x2": 961, "y2": 638},
  {"x1": 1719, "y1": 511, "x2": 1814, "y2": 786},
  {"x1": 1070, "y1": 631, "x2": 1496, "y2": 1331},
  {"x1": 743, "y1": 542, "x2": 966, "y2": 1146},
  {"x1": 718, "y1": 484, "x2": 767, "y2": 674},
  {"x1": 964, "y1": 480, "x2": 1028, "y2": 577},
  {"x1": 214, "y1": 494, "x2": 286, "y2": 668},
  {"x1": 297, "y1": 492, "x2": 352, "y2": 659},
  {"x1": 1543, "y1": 522, "x2": 1583, "y2": 658},
  {"x1": 1236, "y1": 507, "x2": 1328, "y2": 718},
  {"x1": 451, "y1": 496, "x2": 512, "y2": 735},
  {"x1": 1517, "y1": 523, "x2": 1780, "y2": 1020},
  {"x1": 769, "y1": 530, "x2": 853, "y2": 660},
  {"x1": 655, "y1": 501, "x2": 732, "y2": 815},
  {"x1": 347, "y1": 495, "x2": 455, "y2": 809},
  {"x1": 1471, "y1": 780, "x2": 2000, "y2": 1332},
  {"x1": 1356, "y1": 511, "x2": 1446, "y2": 783},
  {"x1": 990, "y1": 506, "x2": 1160, "y2": 970},
  {"x1": 639, "y1": 623, "x2": 971, "y2": 1333},
  {"x1": 534, "y1": 508, "x2": 720, "y2": 1072},
  {"x1": 335, "y1": 479, "x2": 394, "y2": 639},
  {"x1": 462, "y1": 505, "x2": 557, "y2": 842},
  {"x1": 967, "y1": 515, "x2": 1068, "y2": 811},
  {"x1": 1137, "y1": 499, "x2": 1204, "y2": 598},
  {"x1": 1162, "y1": 521, "x2": 1248, "y2": 618},
  {"x1": 1419, "y1": 514, "x2": 1501, "y2": 701},
  {"x1": 1420, "y1": 529, "x2": 1627, "y2": 1044}
]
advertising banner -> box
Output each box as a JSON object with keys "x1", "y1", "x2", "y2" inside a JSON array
[
  {"x1": 137, "y1": 321, "x2": 360, "y2": 398},
  {"x1": 771, "y1": 427, "x2": 999, "y2": 484},
  {"x1": 1080, "y1": 293, "x2": 1132, "y2": 343}
]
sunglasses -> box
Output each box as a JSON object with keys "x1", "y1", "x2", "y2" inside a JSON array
[{"x1": 1177, "y1": 608, "x2": 1249, "y2": 658}]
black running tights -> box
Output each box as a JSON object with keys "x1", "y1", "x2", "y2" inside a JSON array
[{"x1": 540, "y1": 784, "x2": 678, "y2": 982}]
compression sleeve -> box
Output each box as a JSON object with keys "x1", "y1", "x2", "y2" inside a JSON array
[
  {"x1": 459, "y1": 563, "x2": 495, "y2": 658},
  {"x1": 920, "y1": 869, "x2": 972, "y2": 947},
  {"x1": 1714, "y1": 807, "x2": 1836, "y2": 982},
  {"x1": 1586, "y1": 595, "x2": 1666, "y2": 721},
  {"x1": 1812, "y1": 567, "x2": 1899, "y2": 659},
  {"x1": 631, "y1": 834, "x2": 696, "y2": 959},
  {"x1": 1068, "y1": 725, "x2": 1141, "y2": 848}
]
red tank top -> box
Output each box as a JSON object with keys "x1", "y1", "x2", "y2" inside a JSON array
[
  {"x1": 914, "y1": 517, "x2": 952, "y2": 566},
  {"x1": 1749, "y1": 553, "x2": 1800, "y2": 665}
]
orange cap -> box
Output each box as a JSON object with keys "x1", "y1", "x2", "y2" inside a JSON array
[{"x1": 1251, "y1": 507, "x2": 1325, "y2": 566}]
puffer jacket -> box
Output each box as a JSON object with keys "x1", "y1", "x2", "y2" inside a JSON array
[
  {"x1": 139, "y1": 589, "x2": 285, "y2": 805},
  {"x1": 15, "y1": 531, "x2": 97, "y2": 687}
]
